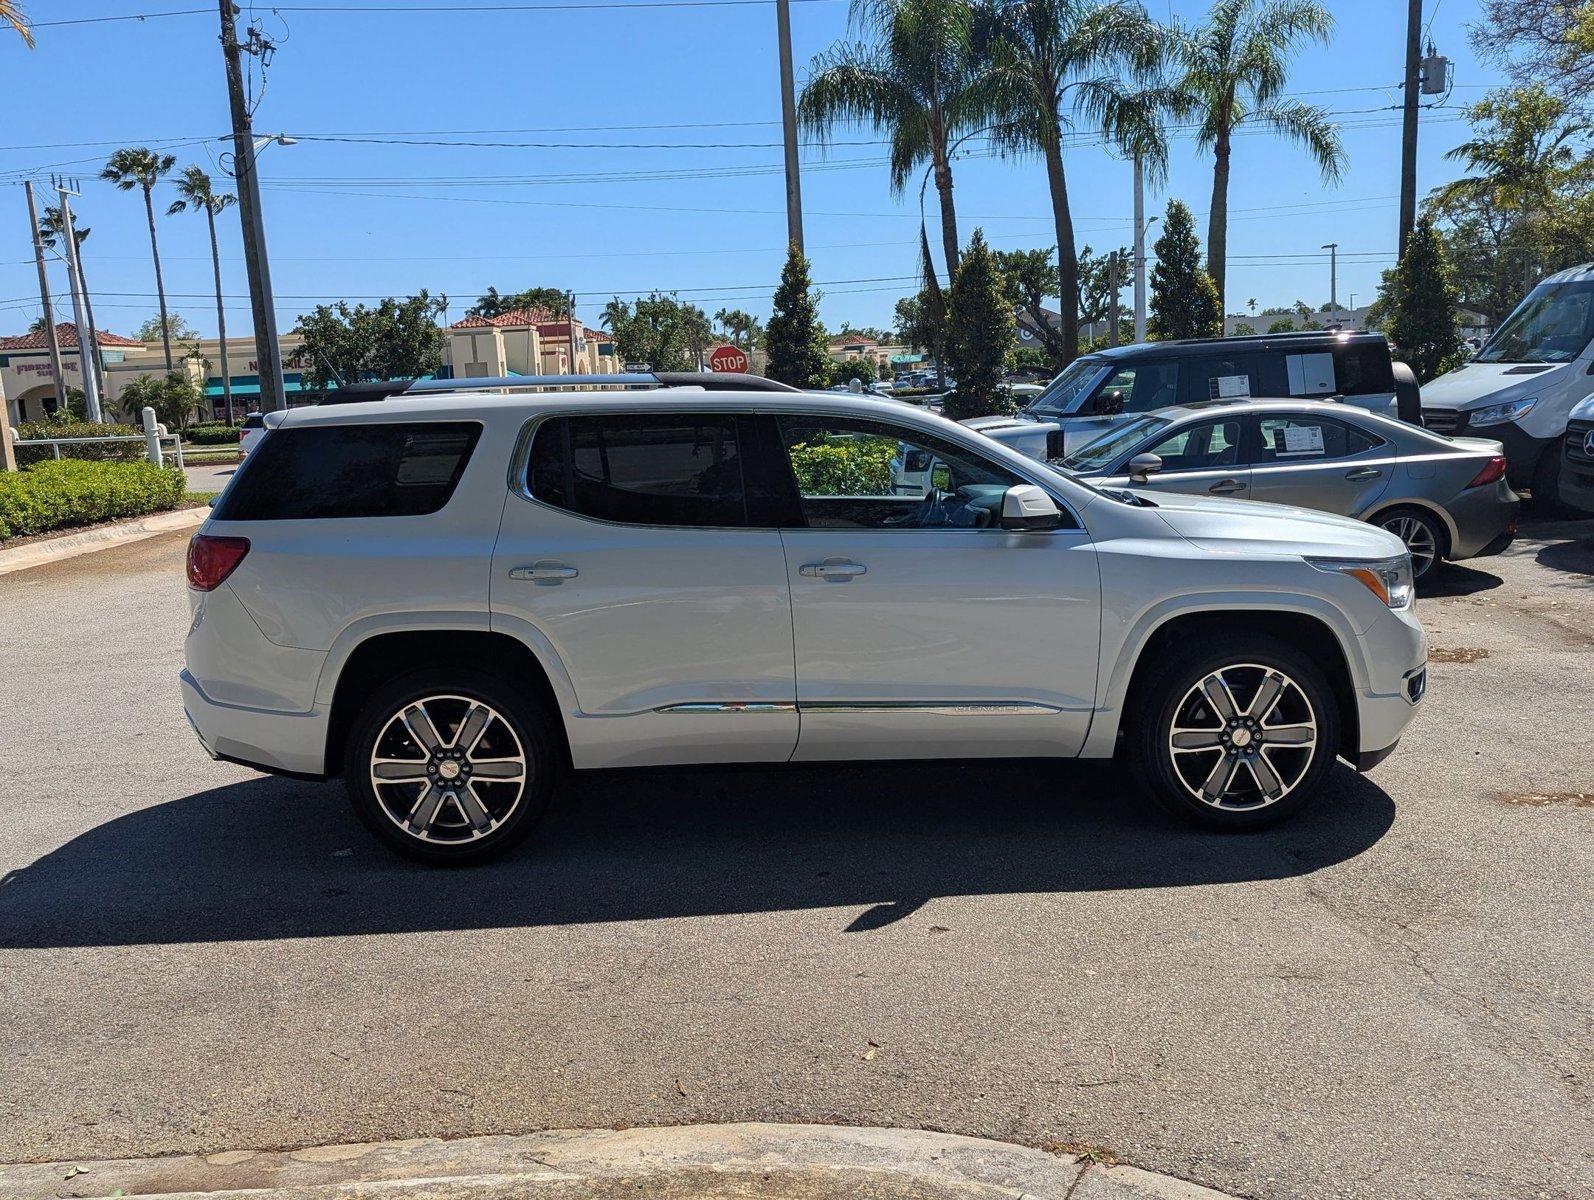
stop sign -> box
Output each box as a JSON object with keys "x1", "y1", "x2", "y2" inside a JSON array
[{"x1": 707, "y1": 344, "x2": 749, "y2": 373}]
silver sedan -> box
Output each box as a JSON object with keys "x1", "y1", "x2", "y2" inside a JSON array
[{"x1": 1057, "y1": 399, "x2": 1520, "y2": 580}]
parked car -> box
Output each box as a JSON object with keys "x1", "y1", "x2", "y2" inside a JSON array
[
  {"x1": 1420, "y1": 262, "x2": 1594, "y2": 506},
  {"x1": 183, "y1": 382, "x2": 1426, "y2": 864},
  {"x1": 968, "y1": 330, "x2": 1421, "y2": 462},
  {"x1": 1560, "y1": 394, "x2": 1594, "y2": 513},
  {"x1": 1057, "y1": 399, "x2": 1517, "y2": 580},
  {"x1": 238, "y1": 412, "x2": 267, "y2": 457}
]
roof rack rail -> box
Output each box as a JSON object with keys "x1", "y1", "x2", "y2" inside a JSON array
[{"x1": 315, "y1": 371, "x2": 801, "y2": 404}]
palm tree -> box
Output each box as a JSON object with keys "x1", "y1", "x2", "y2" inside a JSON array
[
  {"x1": 102, "y1": 148, "x2": 178, "y2": 370},
  {"x1": 38, "y1": 205, "x2": 106, "y2": 397},
  {"x1": 1173, "y1": 0, "x2": 1343, "y2": 313},
  {"x1": 2, "y1": 1, "x2": 32, "y2": 46},
  {"x1": 713, "y1": 307, "x2": 764, "y2": 350},
  {"x1": 976, "y1": 0, "x2": 1171, "y2": 362},
  {"x1": 800, "y1": 0, "x2": 990, "y2": 276},
  {"x1": 168, "y1": 167, "x2": 238, "y2": 423}
]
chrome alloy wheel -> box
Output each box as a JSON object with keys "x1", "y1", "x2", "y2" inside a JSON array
[
  {"x1": 1380, "y1": 513, "x2": 1438, "y2": 577},
  {"x1": 368, "y1": 695, "x2": 528, "y2": 843},
  {"x1": 1167, "y1": 664, "x2": 1318, "y2": 811}
]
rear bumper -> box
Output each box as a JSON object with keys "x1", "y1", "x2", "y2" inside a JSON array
[
  {"x1": 180, "y1": 669, "x2": 331, "y2": 778},
  {"x1": 1424, "y1": 411, "x2": 1555, "y2": 487},
  {"x1": 1444, "y1": 481, "x2": 1519, "y2": 560}
]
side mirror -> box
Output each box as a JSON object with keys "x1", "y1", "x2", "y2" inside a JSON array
[
  {"x1": 1096, "y1": 388, "x2": 1126, "y2": 415},
  {"x1": 1127, "y1": 452, "x2": 1163, "y2": 484},
  {"x1": 1001, "y1": 484, "x2": 1063, "y2": 531}
]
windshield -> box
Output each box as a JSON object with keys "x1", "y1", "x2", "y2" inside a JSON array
[
  {"x1": 1026, "y1": 357, "x2": 1111, "y2": 417},
  {"x1": 1060, "y1": 415, "x2": 1169, "y2": 472},
  {"x1": 1476, "y1": 279, "x2": 1594, "y2": 364}
]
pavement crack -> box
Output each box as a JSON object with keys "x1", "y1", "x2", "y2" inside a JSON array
[{"x1": 1060, "y1": 1161, "x2": 1094, "y2": 1200}]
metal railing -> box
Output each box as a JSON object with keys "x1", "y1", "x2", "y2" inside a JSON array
[{"x1": 11, "y1": 433, "x2": 185, "y2": 469}]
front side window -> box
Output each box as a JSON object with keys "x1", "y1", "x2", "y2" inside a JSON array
[
  {"x1": 776, "y1": 416, "x2": 1045, "y2": 530},
  {"x1": 215, "y1": 421, "x2": 481, "y2": 521},
  {"x1": 1141, "y1": 418, "x2": 1244, "y2": 472},
  {"x1": 1102, "y1": 361, "x2": 1181, "y2": 413},
  {"x1": 1255, "y1": 416, "x2": 1381, "y2": 462},
  {"x1": 528, "y1": 414, "x2": 745, "y2": 527},
  {"x1": 1027, "y1": 357, "x2": 1110, "y2": 417},
  {"x1": 1059, "y1": 415, "x2": 1169, "y2": 472},
  {"x1": 1477, "y1": 281, "x2": 1594, "y2": 364}
]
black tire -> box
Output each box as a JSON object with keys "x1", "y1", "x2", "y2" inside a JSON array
[
  {"x1": 1374, "y1": 505, "x2": 1449, "y2": 582},
  {"x1": 344, "y1": 667, "x2": 556, "y2": 865},
  {"x1": 1528, "y1": 446, "x2": 1572, "y2": 516},
  {"x1": 1126, "y1": 633, "x2": 1341, "y2": 831}
]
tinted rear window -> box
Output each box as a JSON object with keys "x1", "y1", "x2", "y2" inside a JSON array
[
  {"x1": 214, "y1": 421, "x2": 481, "y2": 520},
  {"x1": 528, "y1": 414, "x2": 746, "y2": 527}
]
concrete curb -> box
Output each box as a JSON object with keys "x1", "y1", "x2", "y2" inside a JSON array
[
  {"x1": 0, "y1": 1124, "x2": 1235, "y2": 1200},
  {"x1": 0, "y1": 506, "x2": 205, "y2": 578}
]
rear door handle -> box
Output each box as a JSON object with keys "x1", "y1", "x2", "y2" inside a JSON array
[
  {"x1": 1208, "y1": 479, "x2": 1246, "y2": 495},
  {"x1": 1345, "y1": 467, "x2": 1382, "y2": 481},
  {"x1": 509, "y1": 561, "x2": 579, "y2": 582},
  {"x1": 798, "y1": 558, "x2": 867, "y2": 580}
]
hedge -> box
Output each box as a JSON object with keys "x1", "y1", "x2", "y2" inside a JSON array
[
  {"x1": 0, "y1": 459, "x2": 187, "y2": 541},
  {"x1": 787, "y1": 435, "x2": 897, "y2": 496},
  {"x1": 14, "y1": 420, "x2": 145, "y2": 466},
  {"x1": 185, "y1": 422, "x2": 243, "y2": 445}
]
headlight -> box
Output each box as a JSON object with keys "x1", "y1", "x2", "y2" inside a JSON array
[
  {"x1": 1468, "y1": 397, "x2": 1536, "y2": 426},
  {"x1": 1307, "y1": 555, "x2": 1415, "y2": 610}
]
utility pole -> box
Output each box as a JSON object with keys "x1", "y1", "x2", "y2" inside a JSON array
[
  {"x1": 1321, "y1": 242, "x2": 1338, "y2": 318},
  {"x1": 775, "y1": 0, "x2": 804, "y2": 255},
  {"x1": 1398, "y1": 0, "x2": 1422, "y2": 259},
  {"x1": 1108, "y1": 250, "x2": 1121, "y2": 346},
  {"x1": 1132, "y1": 156, "x2": 1147, "y2": 343},
  {"x1": 567, "y1": 289, "x2": 579, "y2": 374},
  {"x1": 23, "y1": 181, "x2": 68, "y2": 415},
  {"x1": 218, "y1": 1, "x2": 287, "y2": 412},
  {"x1": 54, "y1": 182, "x2": 103, "y2": 422}
]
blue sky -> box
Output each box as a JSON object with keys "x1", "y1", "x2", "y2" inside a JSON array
[{"x1": 0, "y1": 0, "x2": 1505, "y2": 341}]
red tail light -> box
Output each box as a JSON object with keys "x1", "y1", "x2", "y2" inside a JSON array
[
  {"x1": 1467, "y1": 455, "x2": 1507, "y2": 488},
  {"x1": 187, "y1": 534, "x2": 250, "y2": 591}
]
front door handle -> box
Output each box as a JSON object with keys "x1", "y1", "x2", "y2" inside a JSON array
[
  {"x1": 509, "y1": 561, "x2": 579, "y2": 582},
  {"x1": 1208, "y1": 479, "x2": 1246, "y2": 495},
  {"x1": 798, "y1": 558, "x2": 867, "y2": 580},
  {"x1": 1345, "y1": 467, "x2": 1382, "y2": 481}
]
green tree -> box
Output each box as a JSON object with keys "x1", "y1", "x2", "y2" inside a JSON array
[
  {"x1": 119, "y1": 371, "x2": 202, "y2": 432},
  {"x1": 1379, "y1": 217, "x2": 1466, "y2": 383},
  {"x1": 468, "y1": 286, "x2": 569, "y2": 319},
  {"x1": 713, "y1": 307, "x2": 764, "y2": 351},
  {"x1": 1266, "y1": 317, "x2": 1295, "y2": 333},
  {"x1": 765, "y1": 246, "x2": 830, "y2": 387},
  {"x1": 1233, "y1": 322, "x2": 1256, "y2": 335},
  {"x1": 800, "y1": 0, "x2": 988, "y2": 275},
  {"x1": 293, "y1": 292, "x2": 448, "y2": 390},
  {"x1": 1172, "y1": 0, "x2": 1343, "y2": 313},
  {"x1": 1148, "y1": 200, "x2": 1222, "y2": 339},
  {"x1": 167, "y1": 167, "x2": 239, "y2": 424},
  {"x1": 102, "y1": 148, "x2": 178, "y2": 370},
  {"x1": 600, "y1": 293, "x2": 710, "y2": 371},
  {"x1": 135, "y1": 313, "x2": 198, "y2": 343},
  {"x1": 994, "y1": 247, "x2": 1064, "y2": 369},
  {"x1": 1472, "y1": 0, "x2": 1594, "y2": 105},
  {"x1": 943, "y1": 229, "x2": 1017, "y2": 419},
  {"x1": 827, "y1": 355, "x2": 879, "y2": 387},
  {"x1": 1077, "y1": 243, "x2": 1132, "y2": 332},
  {"x1": 977, "y1": 0, "x2": 1169, "y2": 362}
]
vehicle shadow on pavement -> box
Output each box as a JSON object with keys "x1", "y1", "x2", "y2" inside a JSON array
[
  {"x1": 1421, "y1": 563, "x2": 1504, "y2": 598},
  {"x1": 0, "y1": 760, "x2": 1394, "y2": 948}
]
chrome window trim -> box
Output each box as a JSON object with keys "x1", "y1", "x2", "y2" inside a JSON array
[{"x1": 654, "y1": 700, "x2": 1065, "y2": 716}]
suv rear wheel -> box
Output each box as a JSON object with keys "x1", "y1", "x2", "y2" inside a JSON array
[
  {"x1": 344, "y1": 667, "x2": 555, "y2": 865},
  {"x1": 1128, "y1": 635, "x2": 1340, "y2": 830}
]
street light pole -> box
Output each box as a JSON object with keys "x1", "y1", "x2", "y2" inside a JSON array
[
  {"x1": 218, "y1": 0, "x2": 287, "y2": 412},
  {"x1": 1133, "y1": 156, "x2": 1147, "y2": 343},
  {"x1": 55, "y1": 184, "x2": 103, "y2": 422},
  {"x1": 1321, "y1": 242, "x2": 1338, "y2": 318},
  {"x1": 774, "y1": 0, "x2": 804, "y2": 255}
]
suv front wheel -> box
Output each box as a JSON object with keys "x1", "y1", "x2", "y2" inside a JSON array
[
  {"x1": 344, "y1": 668, "x2": 555, "y2": 865},
  {"x1": 1128, "y1": 635, "x2": 1340, "y2": 830}
]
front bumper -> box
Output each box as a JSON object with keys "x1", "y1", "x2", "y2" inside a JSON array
[
  {"x1": 1560, "y1": 419, "x2": 1594, "y2": 514},
  {"x1": 1350, "y1": 606, "x2": 1427, "y2": 769},
  {"x1": 180, "y1": 669, "x2": 331, "y2": 778}
]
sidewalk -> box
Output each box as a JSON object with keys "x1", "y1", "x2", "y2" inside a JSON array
[
  {"x1": 0, "y1": 1124, "x2": 1234, "y2": 1200},
  {"x1": 0, "y1": 506, "x2": 205, "y2": 577}
]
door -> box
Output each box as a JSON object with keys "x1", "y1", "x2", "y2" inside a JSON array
[
  {"x1": 772, "y1": 414, "x2": 1101, "y2": 761},
  {"x1": 491, "y1": 411, "x2": 798, "y2": 766},
  {"x1": 1117, "y1": 415, "x2": 1251, "y2": 500},
  {"x1": 1063, "y1": 359, "x2": 1181, "y2": 452},
  {"x1": 1247, "y1": 412, "x2": 1394, "y2": 515}
]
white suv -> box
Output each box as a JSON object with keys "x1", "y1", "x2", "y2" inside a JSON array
[{"x1": 182, "y1": 382, "x2": 1428, "y2": 864}]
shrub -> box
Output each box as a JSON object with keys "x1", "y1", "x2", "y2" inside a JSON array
[
  {"x1": 787, "y1": 435, "x2": 897, "y2": 496},
  {"x1": 0, "y1": 459, "x2": 186, "y2": 541},
  {"x1": 185, "y1": 422, "x2": 243, "y2": 445},
  {"x1": 14, "y1": 420, "x2": 145, "y2": 466}
]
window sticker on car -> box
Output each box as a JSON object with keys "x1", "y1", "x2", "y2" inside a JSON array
[
  {"x1": 1215, "y1": 374, "x2": 1251, "y2": 398},
  {"x1": 1281, "y1": 424, "x2": 1326, "y2": 455}
]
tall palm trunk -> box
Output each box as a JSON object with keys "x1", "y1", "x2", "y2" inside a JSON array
[
  {"x1": 1206, "y1": 125, "x2": 1232, "y2": 316},
  {"x1": 205, "y1": 205, "x2": 234, "y2": 424},
  {"x1": 141, "y1": 183, "x2": 174, "y2": 371},
  {"x1": 933, "y1": 150, "x2": 960, "y2": 278},
  {"x1": 1042, "y1": 121, "x2": 1080, "y2": 365}
]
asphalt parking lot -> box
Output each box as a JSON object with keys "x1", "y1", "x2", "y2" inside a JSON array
[{"x1": 0, "y1": 520, "x2": 1589, "y2": 1200}]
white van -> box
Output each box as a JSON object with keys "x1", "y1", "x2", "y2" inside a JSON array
[{"x1": 1420, "y1": 263, "x2": 1594, "y2": 506}]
